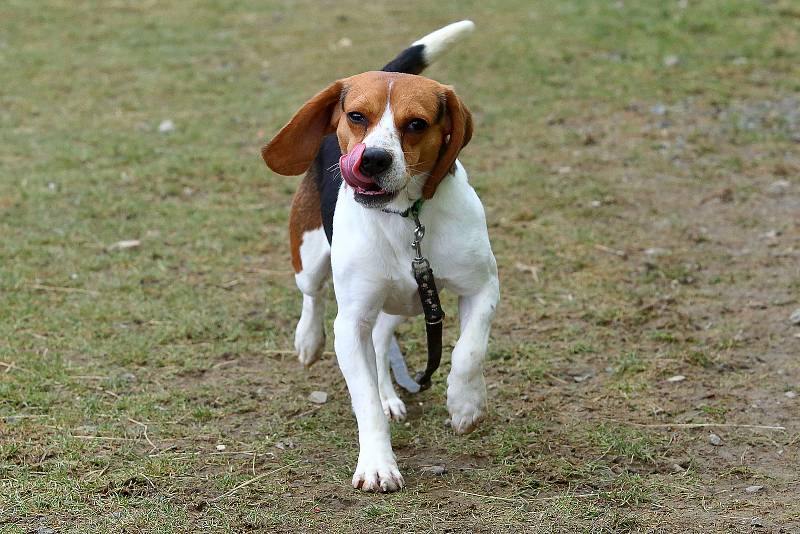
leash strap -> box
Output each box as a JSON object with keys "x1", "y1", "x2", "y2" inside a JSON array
[{"x1": 411, "y1": 256, "x2": 444, "y2": 390}]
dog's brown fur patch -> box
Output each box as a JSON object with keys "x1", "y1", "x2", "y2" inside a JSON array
[{"x1": 289, "y1": 170, "x2": 323, "y2": 273}]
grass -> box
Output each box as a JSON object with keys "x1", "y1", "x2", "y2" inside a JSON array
[{"x1": 2, "y1": 0, "x2": 800, "y2": 532}]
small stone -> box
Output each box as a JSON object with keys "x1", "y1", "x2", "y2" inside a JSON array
[
  {"x1": 766, "y1": 179, "x2": 790, "y2": 196},
  {"x1": 421, "y1": 465, "x2": 447, "y2": 476},
  {"x1": 275, "y1": 439, "x2": 295, "y2": 450},
  {"x1": 107, "y1": 240, "x2": 141, "y2": 252},
  {"x1": 308, "y1": 390, "x2": 328, "y2": 404},
  {"x1": 573, "y1": 373, "x2": 592, "y2": 383},
  {"x1": 36, "y1": 528, "x2": 55, "y2": 534},
  {"x1": 666, "y1": 375, "x2": 686, "y2": 383},
  {"x1": 663, "y1": 55, "x2": 680, "y2": 67},
  {"x1": 760, "y1": 229, "x2": 779, "y2": 240},
  {"x1": 215, "y1": 444, "x2": 226, "y2": 451},
  {"x1": 158, "y1": 119, "x2": 175, "y2": 133},
  {"x1": 784, "y1": 391, "x2": 797, "y2": 399},
  {"x1": 4, "y1": 415, "x2": 22, "y2": 425},
  {"x1": 590, "y1": 200, "x2": 602, "y2": 208},
  {"x1": 650, "y1": 104, "x2": 667, "y2": 116},
  {"x1": 751, "y1": 517, "x2": 764, "y2": 528},
  {"x1": 118, "y1": 372, "x2": 137, "y2": 383},
  {"x1": 337, "y1": 37, "x2": 352, "y2": 48},
  {"x1": 709, "y1": 433, "x2": 722, "y2": 446},
  {"x1": 745, "y1": 485, "x2": 764, "y2": 494},
  {"x1": 789, "y1": 309, "x2": 800, "y2": 325},
  {"x1": 557, "y1": 166, "x2": 572, "y2": 174},
  {"x1": 732, "y1": 56, "x2": 748, "y2": 65},
  {"x1": 644, "y1": 247, "x2": 669, "y2": 257}
]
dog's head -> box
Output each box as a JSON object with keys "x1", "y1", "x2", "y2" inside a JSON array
[{"x1": 263, "y1": 71, "x2": 472, "y2": 208}]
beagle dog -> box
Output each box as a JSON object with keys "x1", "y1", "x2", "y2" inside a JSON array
[{"x1": 263, "y1": 21, "x2": 498, "y2": 492}]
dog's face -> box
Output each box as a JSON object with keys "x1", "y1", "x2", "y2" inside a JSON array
[{"x1": 263, "y1": 72, "x2": 472, "y2": 208}]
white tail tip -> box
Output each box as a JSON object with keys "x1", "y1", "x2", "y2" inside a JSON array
[{"x1": 412, "y1": 20, "x2": 475, "y2": 64}]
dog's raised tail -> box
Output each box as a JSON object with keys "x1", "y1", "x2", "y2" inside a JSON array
[{"x1": 382, "y1": 20, "x2": 475, "y2": 75}]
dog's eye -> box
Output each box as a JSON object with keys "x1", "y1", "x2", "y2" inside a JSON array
[
  {"x1": 347, "y1": 112, "x2": 367, "y2": 125},
  {"x1": 406, "y1": 118, "x2": 428, "y2": 133}
]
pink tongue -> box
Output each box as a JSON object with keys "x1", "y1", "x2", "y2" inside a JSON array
[{"x1": 339, "y1": 143, "x2": 375, "y2": 189}]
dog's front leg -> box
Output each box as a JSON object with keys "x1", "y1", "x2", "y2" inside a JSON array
[
  {"x1": 333, "y1": 308, "x2": 404, "y2": 492},
  {"x1": 448, "y1": 277, "x2": 499, "y2": 434}
]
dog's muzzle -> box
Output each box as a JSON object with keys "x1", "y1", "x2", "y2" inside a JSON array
[{"x1": 340, "y1": 143, "x2": 395, "y2": 198}]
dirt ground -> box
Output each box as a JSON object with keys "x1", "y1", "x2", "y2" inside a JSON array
[{"x1": 1, "y1": 1, "x2": 799, "y2": 532}]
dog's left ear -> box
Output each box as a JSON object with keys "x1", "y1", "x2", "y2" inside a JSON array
[
  {"x1": 262, "y1": 81, "x2": 344, "y2": 176},
  {"x1": 422, "y1": 86, "x2": 473, "y2": 199}
]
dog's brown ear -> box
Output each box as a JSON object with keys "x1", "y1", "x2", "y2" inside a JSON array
[
  {"x1": 422, "y1": 86, "x2": 473, "y2": 198},
  {"x1": 262, "y1": 81, "x2": 344, "y2": 176}
]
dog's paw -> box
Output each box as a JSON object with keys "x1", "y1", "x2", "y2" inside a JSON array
[
  {"x1": 294, "y1": 320, "x2": 325, "y2": 367},
  {"x1": 352, "y1": 453, "x2": 404, "y2": 492},
  {"x1": 381, "y1": 395, "x2": 407, "y2": 422},
  {"x1": 447, "y1": 375, "x2": 487, "y2": 434}
]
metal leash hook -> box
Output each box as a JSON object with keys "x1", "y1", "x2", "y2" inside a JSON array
[{"x1": 410, "y1": 212, "x2": 426, "y2": 262}]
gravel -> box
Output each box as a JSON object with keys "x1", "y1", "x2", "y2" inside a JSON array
[
  {"x1": 421, "y1": 465, "x2": 447, "y2": 476},
  {"x1": 308, "y1": 391, "x2": 328, "y2": 404}
]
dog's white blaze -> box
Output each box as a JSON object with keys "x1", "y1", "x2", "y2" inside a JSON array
[
  {"x1": 362, "y1": 97, "x2": 398, "y2": 150},
  {"x1": 361, "y1": 91, "x2": 407, "y2": 191}
]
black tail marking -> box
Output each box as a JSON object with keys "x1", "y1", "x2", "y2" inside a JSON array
[{"x1": 381, "y1": 44, "x2": 427, "y2": 75}]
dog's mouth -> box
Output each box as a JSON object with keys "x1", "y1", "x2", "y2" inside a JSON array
[
  {"x1": 353, "y1": 185, "x2": 398, "y2": 207},
  {"x1": 340, "y1": 143, "x2": 399, "y2": 207}
]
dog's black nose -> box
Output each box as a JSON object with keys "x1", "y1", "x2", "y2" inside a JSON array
[{"x1": 359, "y1": 147, "x2": 393, "y2": 177}]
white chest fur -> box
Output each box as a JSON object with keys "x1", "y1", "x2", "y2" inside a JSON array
[{"x1": 330, "y1": 162, "x2": 497, "y2": 316}]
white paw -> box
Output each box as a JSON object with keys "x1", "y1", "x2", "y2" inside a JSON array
[
  {"x1": 294, "y1": 319, "x2": 325, "y2": 367},
  {"x1": 381, "y1": 396, "x2": 407, "y2": 422},
  {"x1": 352, "y1": 452, "x2": 404, "y2": 492},
  {"x1": 447, "y1": 374, "x2": 487, "y2": 434}
]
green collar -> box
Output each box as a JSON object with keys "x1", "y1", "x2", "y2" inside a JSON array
[{"x1": 388, "y1": 198, "x2": 424, "y2": 219}]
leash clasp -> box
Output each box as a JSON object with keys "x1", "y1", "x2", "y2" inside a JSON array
[{"x1": 410, "y1": 212, "x2": 425, "y2": 260}]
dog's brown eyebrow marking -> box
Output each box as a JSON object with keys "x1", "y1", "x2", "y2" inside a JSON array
[
  {"x1": 339, "y1": 86, "x2": 350, "y2": 110},
  {"x1": 435, "y1": 92, "x2": 446, "y2": 123}
]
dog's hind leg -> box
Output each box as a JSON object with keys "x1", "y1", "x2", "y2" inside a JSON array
[
  {"x1": 290, "y1": 173, "x2": 331, "y2": 367},
  {"x1": 373, "y1": 312, "x2": 407, "y2": 421}
]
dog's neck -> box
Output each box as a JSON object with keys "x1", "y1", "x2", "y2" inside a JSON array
[{"x1": 378, "y1": 173, "x2": 427, "y2": 215}]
